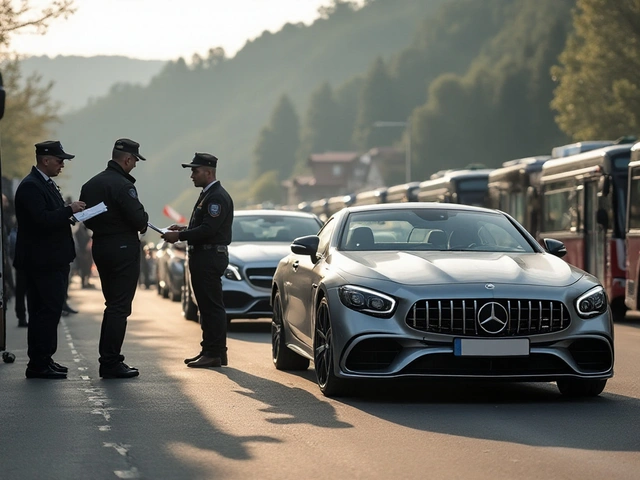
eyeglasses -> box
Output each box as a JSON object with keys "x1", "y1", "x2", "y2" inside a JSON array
[{"x1": 51, "y1": 157, "x2": 64, "y2": 165}]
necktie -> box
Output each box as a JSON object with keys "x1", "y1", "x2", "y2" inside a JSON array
[
  {"x1": 48, "y1": 179, "x2": 65, "y2": 205},
  {"x1": 188, "y1": 190, "x2": 205, "y2": 228}
]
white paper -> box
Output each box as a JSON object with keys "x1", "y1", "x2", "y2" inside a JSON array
[
  {"x1": 73, "y1": 201, "x2": 107, "y2": 223},
  {"x1": 147, "y1": 222, "x2": 169, "y2": 234}
]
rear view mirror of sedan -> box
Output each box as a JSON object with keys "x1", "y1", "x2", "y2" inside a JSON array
[
  {"x1": 291, "y1": 235, "x2": 320, "y2": 258},
  {"x1": 542, "y1": 238, "x2": 567, "y2": 258}
]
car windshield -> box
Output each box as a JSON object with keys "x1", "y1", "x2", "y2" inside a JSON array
[
  {"x1": 340, "y1": 208, "x2": 535, "y2": 252},
  {"x1": 233, "y1": 215, "x2": 321, "y2": 242}
]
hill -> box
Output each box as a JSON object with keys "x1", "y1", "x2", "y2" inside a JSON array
[
  {"x1": 20, "y1": 55, "x2": 166, "y2": 113},
  {"x1": 53, "y1": 0, "x2": 445, "y2": 221}
]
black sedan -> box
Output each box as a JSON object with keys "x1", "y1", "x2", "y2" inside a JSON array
[{"x1": 270, "y1": 203, "x2": 614, "y2": 397}]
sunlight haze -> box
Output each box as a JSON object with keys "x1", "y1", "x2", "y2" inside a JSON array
[{"x1": 10, "y1": 0, "x2": 364, "y2": 60}]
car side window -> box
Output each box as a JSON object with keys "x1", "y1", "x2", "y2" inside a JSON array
[{"x1": 317, "y1": 217, "x2": 335, "y2": 256}]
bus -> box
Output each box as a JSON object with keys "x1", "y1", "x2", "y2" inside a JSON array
[
  {"x1": 351, "y1": 187, "x2": 387, "y2": 207},
  {"x1": 310, "y1": 198, "x2": 329, "y2": 222},
  {"x1": 487, "y1": 156, "x2": 550, "y2": 237},
  {"x1": 385, "y1": 181, "x2": 420, "y2": 203},
  {"x1": 539, "y1": 144, "x2": 633, "y2": 320},
  {"x1": 326, "y1": 194, "x2": 355, "y2": 217},
  {"x1": 416, "y1": 169, "x2": 494, "y2": 207},
  {"x1": 624, "y1": 142, "x2": 640, "y2": 311}
]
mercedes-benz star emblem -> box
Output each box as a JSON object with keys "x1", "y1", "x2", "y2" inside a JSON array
[{"x1": 477, "y1": 302, "x2": 509, "y2": 334}]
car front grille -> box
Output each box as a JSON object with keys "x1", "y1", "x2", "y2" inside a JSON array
[
  {"x1": 245, "y1": 267, "x2": 276, "y2": 289},
  {"x1": 405, "y1": 299, "x2": 570, "y2": 337}
]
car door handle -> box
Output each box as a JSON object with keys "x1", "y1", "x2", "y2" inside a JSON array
[{"x1": 292, "y1": 260, "x2": 299, "y2": 271}]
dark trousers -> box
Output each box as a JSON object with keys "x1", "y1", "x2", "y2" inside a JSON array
[
  {"x1": 14, "y1": 268, "x2": 27, "y2": 321},
  {"x1": 92, "y1": 240, "x2": 140, "y2": 366},
  {"x1": 25, "y1": 266, "x2": 69, "y2": 369},
  {"x1": 189, "y1": 250, "x2": 228, "y2": 357}
]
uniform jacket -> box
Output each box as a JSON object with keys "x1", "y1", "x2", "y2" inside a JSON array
[
  {"x1": 80, "y1": 160, "x2": 148, "y2": 243},
  {"x1": 179, "y1": 181, "x2": 233, "y2": 245},
  {"x1": 13, "y1": 166, "x2": 75, "y2": 270}
]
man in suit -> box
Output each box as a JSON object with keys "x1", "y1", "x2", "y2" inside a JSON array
[
  {"x1": 80, "y1": 138, "x2": 148, "y2": 379},
  {"x1": 13, "y1": 141, "x2": 86, "y2": 379},
  {"x1": 162, "y1": 153, "x2": 233, "y2": 368}
]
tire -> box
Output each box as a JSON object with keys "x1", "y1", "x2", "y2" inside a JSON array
[
  {"x1": 314, "y1": 297, "x2": 346, "y2": 397},
  {"x1": 162, "y1": 284, "x2": 169, "y2": 299},
  {"x1": 170, "y1": 288, "x2": 181, "y2": 302},
  {"x1": 181, "y1": 284, "x2": 198, "y2": 321},
  {"x1": 271, "y1": 292, "x2": 309, "y2": 371},
  {"x1": 556, "y1": 378, "x2": 607, "y2": 397}
]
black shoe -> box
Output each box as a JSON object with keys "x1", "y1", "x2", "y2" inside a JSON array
[
  {"x1": 184, "y1": 353, "x2": 227, "y2": 366},
  {"x1": 99, "y1": 362, "x2": 139, "y2": 379},
  {"x1": 49, "y1": 360, "x2": 68, "y2": 373},
  {"x1": 184, "y1": 353, "x2": 202, "y2": 364},
  {"x1": 187, "y1": 356, "x2": 221, "y2": 368},
  {"x1": 26, "y1": 365, "x2": 67, "y2": 379}
]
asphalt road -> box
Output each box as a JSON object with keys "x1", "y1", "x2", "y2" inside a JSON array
[{"x1": 1, "y1": 279, "x2": 639, "y2": 480}]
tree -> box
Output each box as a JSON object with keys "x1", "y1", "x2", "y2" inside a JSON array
[
  {"x1": 252, "y1": 94, "x2": 300, "y2": 181},
  {"x1": 0, "y1": 58, "x2": 58, "y2": 177},
  {"x1": 551, "y1": 0, "x2": 640, "y2": 140},
  {"x1": 0, "y1": 1, "x2": 75, "y2": 48},
  {"x1": 250, "y1": 170, "x2": 282, "y2": 205},
  {"x1": 1, "y1": 1, "x2": 75, "y2": 178},
  {"x1": 352, "y1": 57, "x2": 403, "y2": 151}
]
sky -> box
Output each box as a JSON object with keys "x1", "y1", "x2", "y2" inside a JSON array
[{"x1": 10, "y1": 0, "x2": 363, "y2": 61}]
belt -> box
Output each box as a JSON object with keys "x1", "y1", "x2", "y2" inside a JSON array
[{"x1": 187, "y1": 244, "x2": 228, "y2": 253}]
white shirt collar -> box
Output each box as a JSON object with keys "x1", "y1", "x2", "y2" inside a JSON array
[{"x1": 36, "y1": 166, "x2": 51, "y2": 182}]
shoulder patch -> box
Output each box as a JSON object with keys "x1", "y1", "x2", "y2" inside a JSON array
[
  {"x1": 208, "y1": 203, "x2": 221, "y2": 217},
  {"x1": 128, "y1": 188, "x2": 138, "y2": 199}
]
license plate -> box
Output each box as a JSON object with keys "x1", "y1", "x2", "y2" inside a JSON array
[{"x1": 454, "y1": 338, "x2": 529, "y2": 357}]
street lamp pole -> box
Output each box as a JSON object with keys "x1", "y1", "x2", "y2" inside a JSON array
[{"x1": 373, "y1": 120, "x2": 411, "y2": 183}]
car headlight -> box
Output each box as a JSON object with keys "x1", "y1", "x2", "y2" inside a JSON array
[
  {"x1": 224, "y1": 264, "x2": 242, "y2": 281},
  {"x1": 575, "y1": 286, "x2": 607, "y2": 318},
  {"x1": 338, "y1": 285, "x2": 396, "y2": 318}
]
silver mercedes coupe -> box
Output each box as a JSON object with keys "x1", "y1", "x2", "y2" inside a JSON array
[{"x1": 270, "y1": 203, "x2": 614, "y2": 397}]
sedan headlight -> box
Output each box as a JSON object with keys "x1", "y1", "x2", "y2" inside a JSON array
[
  {"x1": 224, "y1": 264, "x2": 242, "y2": 281},
  {"x1": 338, "y1": 285, "x2": 396, "y2": 318},
  {"x1": 575, "y1": 286, "x2": 607, "y2": 318}
]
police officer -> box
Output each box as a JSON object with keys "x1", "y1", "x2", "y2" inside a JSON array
[
  {"x1": 79, "y1": 138, "x2": 148, "y2": 378},
  {"x1": 14, "y1": 141, "x2": 86, "y2": 379},
  {"x1": 162, "y1": 153, "x2": 233, "y2": 368}
]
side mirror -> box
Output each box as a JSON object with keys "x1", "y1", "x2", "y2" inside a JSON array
[
  {"x1": 596, "y1": 208, "x2": 609, "y2": 230},
  {"x1": 291, "y1": 235, "x2": 320, "y2": 261},
  {"x1": 0, "y1": 71, "x2": 5, "y2": 120},
  {"x1": 542, "y1": 238, "x2": 567, "y2": 258}
]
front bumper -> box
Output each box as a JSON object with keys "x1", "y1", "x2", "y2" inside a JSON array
[{"x1": 324, "y1": 282, "x2": 614, "y2": 382}]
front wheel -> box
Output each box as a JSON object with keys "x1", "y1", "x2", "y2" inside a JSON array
[
  {"x1": 314, "y1": 297, "x2": 346, "y2": 397},
  {"x1": 181, "y1": 284, "x2": 198, "y2": 321},
  {"x1": 556, "y1": 378, "x2": 607, "y2": 397},
  {"x1": 271, "y1": 292, "x2": 309, "y2": 371}
]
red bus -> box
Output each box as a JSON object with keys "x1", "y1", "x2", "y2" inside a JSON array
[
  {"x1": 539, "y1": 144, "x2": 632, "y2": 321},
  {"x1": 487, "y1": 156, "x2": 550, "y2": 237},
  {"x1": 624, "y1": 142, "x2": 640, "y2": 311}
]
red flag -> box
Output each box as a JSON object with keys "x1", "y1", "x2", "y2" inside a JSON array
[{"x1": 163, "y1": 205, "x2": 186, "y2": 224}]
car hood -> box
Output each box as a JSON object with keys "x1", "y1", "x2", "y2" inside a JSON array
[
  {"x1": 229, "y1": 242, "x2": 292, "y2": 263},
  {"x1": 335, "y1": 251, "x2": 583, "y2": 287}
]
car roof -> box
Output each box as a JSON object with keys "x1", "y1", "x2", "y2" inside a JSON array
[
  {"x1": 342, "y1": 202, "x2": 499, "y2": 215},
  {"x1": 235, "y1": 209, "x2": 321, "y2": 219}
]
